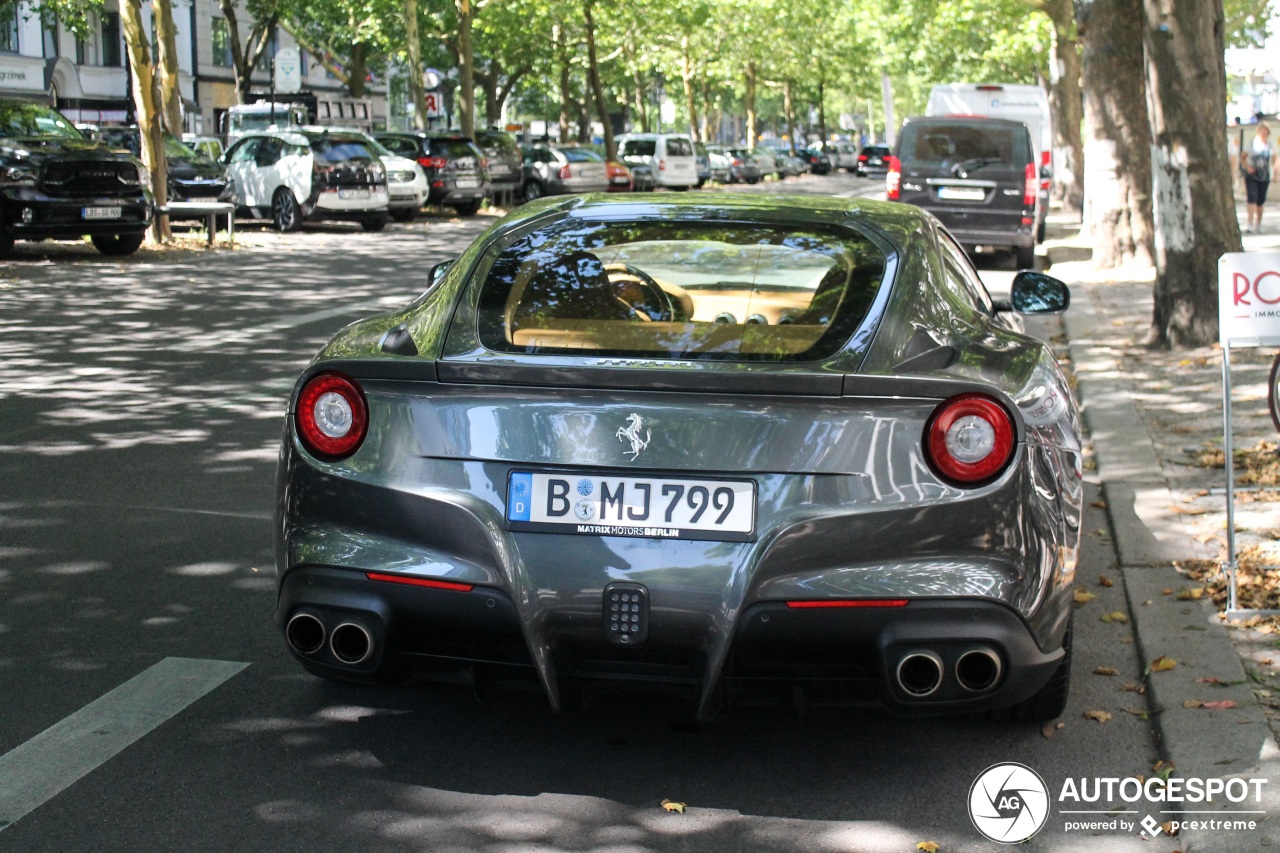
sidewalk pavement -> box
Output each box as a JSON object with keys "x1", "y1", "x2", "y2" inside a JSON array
[{"x1": 1043, "y1": 205, "x2": 1280, "y2": 851}]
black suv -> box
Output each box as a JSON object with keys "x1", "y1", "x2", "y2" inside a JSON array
[
  {"x1": 1, "y1": 100, "x2": 152, "y2": 257},
  {"x1": 855, "y1": 144, "x2": 892, "y2": 178},
  {"x1": 889, "y1": 116, "x2": 1039, "y2": 268},
  {"x1": 374, "y1": 132, "x2": 491, "y2": 216}
]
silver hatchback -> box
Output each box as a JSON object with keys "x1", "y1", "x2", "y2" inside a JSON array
[{"x1": 521, "y1": 145, "x2": 610, "y2": 201}]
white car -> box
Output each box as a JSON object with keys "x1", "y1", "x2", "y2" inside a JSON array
[
  {"x1": 222, "y1": 128, "x2": 390, "y2": 233},
  {"x1": 616, "y1": 133, "x2": 698, "y2": 190},
  {"x1": 347, "y1": 132, "x2": 427, "y2": 222}
]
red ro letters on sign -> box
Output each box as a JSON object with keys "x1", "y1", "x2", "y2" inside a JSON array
[{"x1": 1234, "y1": 270, "x2": 1280, "y2": 306}]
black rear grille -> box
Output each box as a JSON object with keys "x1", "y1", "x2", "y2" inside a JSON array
[
  {"x1": 316, "y1": 164, "x2": 385, "y2": 189},
  {"x1": 41, "y1": 161, "x2": 139, "y2": 197}
]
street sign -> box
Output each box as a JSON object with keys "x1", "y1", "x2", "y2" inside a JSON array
[
  {"x1": 274, "y1": 47, "x2": 301, "y2": 94},
  {"x1": 424, "y1": 92, "x2": 443, "y2": 118},
  {"x1": 423, "y1": 68, "x2": 443, "y2": 90},
  {"x1": 1219, "y1": 252, "x2": 1280, "y2": 347}
]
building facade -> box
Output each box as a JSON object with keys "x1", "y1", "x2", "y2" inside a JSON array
[{"x1": 0, "y1": 0, "x2": 386, "y2": 135}]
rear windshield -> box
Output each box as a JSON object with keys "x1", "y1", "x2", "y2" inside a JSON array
[
  {"x1": 619, "y1": 140, "x2": 656, "y2": 157},
  {"x1": 429, "y1": 138, "x2": 479, "y2": 158},
  {"x1": 306, "y1": 135, "x2": 378, "y2": 164},
  {"x1": 665, "y1": 137, "x2": 693, "y2": 157},
  {"x1": 477, "y1": 131, "x2": 518, "y2": 155},
  {"x1": 475, "y1": 218, "x2": 887, "y2": 362},
  {"x1": 900, "y1": 123, "x2": 1030, "y2": 166},
  {"x1": 563, "y1": 148, "x2": 603, "y2": 163}
]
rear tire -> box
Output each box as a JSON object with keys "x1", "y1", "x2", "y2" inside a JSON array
[
  {"x1": 1037, "y1": 217, "x2": 1047, "y2": 244},
  {"x1": 272, "y1": 188, "x2": 303, "y2": 233},
  {"x1": 90, "y1": 231, "x2": 145, "y2": 256},
  {"x1": 452, "y1": 199, "x2": 483, "y2": 217},
  {"x1": 359, "y1": 214, "x2": 388, "y2": 232},
  {"x1": 391, "y1": 209, "x2": 417, "y2": 223},
  {"x1": 523, "y1": 180, "x2": 544, "y2": 202},
  {"x1": 1268, "y1": 352, "x2": 1280, "y2": 433},
  {"x1": 1014, "y1": 244, "x2": 1036, "y2": 270},
  {"x1": 0, "y1": 226, "x2": 13, "y2": 258}
]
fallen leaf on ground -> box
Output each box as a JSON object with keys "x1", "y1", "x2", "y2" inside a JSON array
[
  {"x1": 660, "y1": 799, "x2": 686, "y2": 814},
  {"x1": 916, "y1": 842, "x2": 940, "y2": 852},
  {"x1": 1120, "y1": 707, "x2": 1148, "y2": 718},
  {"x1": 1163, "y1": 588, "x2": 1175, "y2": 595},
  {"x1": 1094, "y1": 667, "x2": 1119, "y2": 676},
  {"x1": 1040, "y1": 721, "x2": 1065, "y2": 739},
  {"x1": 1161, "y1": 820, "x2": 1180, "y2": 836},
  {"x1": 1176, "y1": 588, "x2": 1205, "y2": 600},
  {"x1": 1074, "y1": 589, "x2": 1096, "y2": 604},
  {"x1": 1101, "y1": 611, "x2": 1129, "y2": 623},
  {"x1": 1184, "y1": 699, "x2": 1204, "y2": 709},
  {"x1": 1084, "y1": 710, "x2": 1112, "y2": 723},
  {"x1": 1091, "y1": 500, "x2": 1108, "y2": 509},
  {"x1": 1098, "y1": 575, "x2": 1114, "y2": 587},
  {"x1": 1151, "y1": 656, "x2": 1178, "y2": 672},
  {"x1": 1204, "y1": 700, "x2": 1238, "y2": 710},
  {"x1": 1196, "y1": 677, "x2": 1222, "y2": 684},
  {"x1": 1171, "y1": 505, "x2": 1209, "y2": 515},
  {"x1": 1123, "y1": 682, "x2": 1141, "y2": 692}
]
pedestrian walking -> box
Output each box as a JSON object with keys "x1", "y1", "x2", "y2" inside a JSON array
[{"x1": 1242, "y1": 122, "x2": 1277, "y2": 233}]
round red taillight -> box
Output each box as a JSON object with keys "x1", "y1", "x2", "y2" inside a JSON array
[
  {"x1": 925, "y1": 393, "x2": 1015, "y2": 485},
  {"x1": 295, "y1": 372, "x2": 368, "y2": 460}
]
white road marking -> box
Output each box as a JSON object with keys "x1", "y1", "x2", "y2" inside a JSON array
[{"x1": 0, "y1": 657, "x2": 248, "y2": 831}]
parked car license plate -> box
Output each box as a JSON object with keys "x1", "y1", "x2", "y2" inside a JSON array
[
  {"x1": 338, "y1": 189, "x2": 371, "y2": 200},
  {"x1": 506, "y1": 472, "x2": 755, "y2": 542},
  {"x1": 936, "y1": 186, "x2": 986, "y2": 201},
  {"x1": 455, "y1": 178, "x2": 480, "y2": 189},
  {"x1": 82, "y1": 207, "x2": 122, "y2": 220}
]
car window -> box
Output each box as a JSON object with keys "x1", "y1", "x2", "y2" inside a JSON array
[
  {"x1": 562, "y1": 148, "x2": 603, "y2": 163},
  {"x1": 428, "y1": 138, "x2": 479, "y2": 158},
  {"x1": 665, "y1": 138, "x2": 693, "y2": 157},
  {"x1": 938, "y1": 231, "x2": 996, "y2": 315},
  {"x1": 228, "y1": 138, "x2": 261, "y2": 164},
  {"x1": 478, "y1": 131, "x2": 518, "y2": 156},
  {"x1": 901, "y1": 123, "x2": 1029, "y2": 166},
  {"x1": 620, "y1": 140, "x2": 656, "y2": 158},
  {"x1": 307, "y1": 135, "x2": 377, "y2": 164},
  {"x1": 0, "y1": 102, "x2": 82, "y2": 139},
  {"x1": 378, "y1": 136, "x2": 418, "y2": 157},
  {"x1": 475, "y1": 218, "x2": 888, "y2": 362},
  {"x1": 256, "y1": 137, "x2": 285, "y2": 167}
]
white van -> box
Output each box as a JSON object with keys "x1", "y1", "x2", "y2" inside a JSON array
[
  {"x1": 616, "y1": 133, "x2": 698, "y2": 190},
  {"x1": 926, "y1": 83, "x2": 1052, "y2": 239}
]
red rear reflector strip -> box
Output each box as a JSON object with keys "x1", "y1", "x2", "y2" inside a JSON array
[
  {"x1": 785, "y1": 599, "x2": 909, "y2": 609},
  {"x1": 366, "y1": 572, "x2": 474, "y2": 592}
]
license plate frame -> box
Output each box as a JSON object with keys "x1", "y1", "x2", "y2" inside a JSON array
[
  {"x1": 455, "y1": 178, "x2": 480, "y2": 189},
  {"x1": 82, "y1": 207, "x2": 122, "y2": 220},
  {"x1": 936, "y1": 186, "x2": 986, "y2": 202},
  {"x1": 506, "y1": 471, "x2": 756, "y2": 542},
  {"x1": 338, "y1": 188, "x2": 371, "y2": 200}
]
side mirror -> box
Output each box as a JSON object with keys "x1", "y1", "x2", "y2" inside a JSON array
[
  {"x1": 1006, "y1": 271, "x2": 1070, "y2": 315},
  {"x1": 428, "y1": 259, "x2": 456, "y2": 288}
]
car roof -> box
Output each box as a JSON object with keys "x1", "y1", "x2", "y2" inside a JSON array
[{"x1": 901, "y1": 115, "x2": 1030, "y2": 129}]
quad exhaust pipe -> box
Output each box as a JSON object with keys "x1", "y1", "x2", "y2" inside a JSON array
[
  {"x1": 895, "y1": 650, "x2": 944, "y2": 697},
  {"x1": 956, "y1": 647, "x2": 1003, "y2": 693},
  {"x1": 286, "y1": 612, "x2": 326, "y2": 656},
  {"x1": 286, "y1": 610, "x2": 376, "y2": 667}
]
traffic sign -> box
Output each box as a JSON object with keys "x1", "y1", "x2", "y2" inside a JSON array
[
  {"x1": 274, "y1": 47, "x2": 301, "y2": 94},
  {"x1": 424, "y1": 92, "x2": 443, "y2": 118},
  {"x1": 423, "y1": 68, "x2": 443, "y2": 90}
]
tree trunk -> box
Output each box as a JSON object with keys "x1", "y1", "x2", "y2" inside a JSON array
[
  {"x1": 817, "y1": 79, "x2": 827, "y2": 144},
  {"x1": 456, "y1": 0, "x2": 475, "y2": 138},
  {"x1": 120, "y1": 0, "x2": 169, "y2": 242},
  {"x1": 555, "y1": 24, "x2": 571, "y2": 141},
  {"x1": 1082, "y1": 0, "x2": 1154, "y2": 268},
  {"x1": 481, "y1": 66, "x2": 500, "y2": 126},
  {"x1": 784, "y1": 80, "x2": 796, "y2": 155},
  {"x1": 346, "y1": 41, "x2": 368, "y2": 98},
  {"x1": 631, "y1": 60, "x2": 648, "y2": 132},
  {"x1": 152, "y1": 0, "x2": 182, "y2": 135},
  {"x1": 219, "y1": 0, "x2": 275, "y2": 105},
  {"x1": 404, "y1": 0, "x2": 426, "y2": 130},
  {"x1": 583, "y1": 0, "x2": 615, "y2": 159},
  {"x1": 744, "y1": 62, "x2": 757, "y2": 147},
  {"x1": 699, "y1": 74, "x2": 711, "y2": 142},
  {"x1": 1142, "y1": 0, "x2": 1242, "y2": 347},
  {"x1": 680, "y1": 33, "x2": 698, "y2": 142},
  {"x1": 1044, "y1": 0, "x2": 1084, "y2": 215}
]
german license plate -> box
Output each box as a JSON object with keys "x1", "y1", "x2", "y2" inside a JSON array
[
  {"x1": 338, "y1": 189, "x2": 370, "y2": 200},
  {"x1": 506, "y1": 472, "x2": 756, "y2": 542},
  {"x1": 82, "y1": 207, "x2": 122, "y2": 220},
  {"x1": 937, "y1": 186, "x2": 985, "y2": 201},
  {"x1": 455, "y1": 178, "x2": 480, "y2": 189}
]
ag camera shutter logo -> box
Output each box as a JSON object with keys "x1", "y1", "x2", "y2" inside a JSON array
[{"x1": 969, "y1": 763, "x2": 1050, "y2": 843}]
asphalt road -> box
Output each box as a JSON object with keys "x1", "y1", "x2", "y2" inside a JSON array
[{"x1": 0, "y1": 175, "x2": 1180, "y2": 852}]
